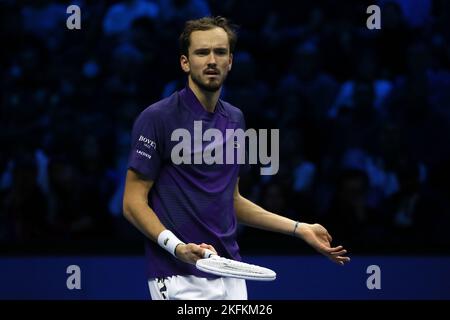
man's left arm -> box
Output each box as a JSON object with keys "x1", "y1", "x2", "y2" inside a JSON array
[{"x1": 233, "y1": 179, "x2": 350, "y2": 265}]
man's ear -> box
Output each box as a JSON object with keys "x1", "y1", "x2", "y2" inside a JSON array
[
  {"x1": 228, "y1": 53, "x2": 233, "y2": 71},
  {"x1": 180, "y1": 55, "x2": 190, "y2": 73}
]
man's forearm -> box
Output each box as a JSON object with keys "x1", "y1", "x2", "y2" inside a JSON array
[
  {"x1": 234, "y1": 194, "x2": 300, "y2": 237},
  {"x1": 123, "y1": 199, "x2": 166, "y2": 242}
]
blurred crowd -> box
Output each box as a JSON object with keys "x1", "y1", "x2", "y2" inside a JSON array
[{"x1": 1, "y1": 0, "x2": 450, "y2": 253}]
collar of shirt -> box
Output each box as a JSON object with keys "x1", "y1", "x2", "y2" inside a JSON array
[{"x1": 179, "y1": 85, "x2": 228, "y2": 119}]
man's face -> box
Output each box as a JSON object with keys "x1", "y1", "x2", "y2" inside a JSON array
[{"x1": 180, "y1": 27, "x2": 233, "y2": 92}]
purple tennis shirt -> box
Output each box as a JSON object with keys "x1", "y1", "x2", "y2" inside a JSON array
[{"x1": 128, "y1": 86, "x2": 246, "y2": 278}]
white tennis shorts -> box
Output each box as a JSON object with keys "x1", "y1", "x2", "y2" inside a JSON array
[{"x1": 148, "y1": 275, "x2": 247, "y2": 300}]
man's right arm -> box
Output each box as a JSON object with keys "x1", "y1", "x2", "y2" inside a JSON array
[
  {"x1": 122, "y1": 169, "x2": 216, "y2": 263},
  {"x1": 122, "y1": 169, "x2": 165, "y2": 241}
]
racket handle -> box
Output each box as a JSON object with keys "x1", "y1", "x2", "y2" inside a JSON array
[{"x1": 203, "y1": 249, "x2": 217, "y2": 258}]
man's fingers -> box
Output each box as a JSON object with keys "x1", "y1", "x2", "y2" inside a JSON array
[
  {"x1": 330, "y1": 249, "x2": 347, "y2": 256},
  {"x1": 337, "y1": 256, "x2": 350, "y2": 262},
  {"x1": 321, "y1": 245, "x2": 342, "y2": 254},
  {"x1": 208, "y1": 246, "x2": 217, "y2": 254},
  {"x1": 325, "y1": 245, "x2": 350, "y2": 265},
  {"x1": 199, "y1": 243, "x2": 217, "y2": 251},
  {"x1": 328, "y1": 245, "x2": 344, "y2": 252},
  {"x1": 332, "y1": 256, "x2": 351, "y2": 265},
  {"x1": 198, "y1": 243, "x2": 218, "y2": 255},
  {"x1": 178, "y1": 243, "x2": 217, "y2": 265}
]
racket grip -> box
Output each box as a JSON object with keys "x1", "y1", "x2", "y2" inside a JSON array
[{"x1": 203, "y1": 249, "x2": 217, "y2": 258}]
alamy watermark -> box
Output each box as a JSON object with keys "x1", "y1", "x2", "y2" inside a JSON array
[
  {"x1": 171, "y1": 121, "x2": 279, "y2": 175},
  {"x1": 366, "y1": 264, "x2": 381, "y2": 290},
  {"x1": 66, "y1": 264, "x2": 81, "y2": 290},
  {"x1": 366, "y1": 5, "x2": 381, "y2": 30},
  {"x1": 66, "y1": 5, "x2": 81, "y2": 30}
]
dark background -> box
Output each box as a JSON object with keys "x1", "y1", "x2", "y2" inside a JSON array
[{"x1": 1, "y1": 0, "x2": 450, "y2": 256}]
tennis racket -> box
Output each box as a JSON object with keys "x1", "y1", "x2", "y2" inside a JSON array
[{"x1": 195, "y1": 249, "x2": 277, "y2": 281}]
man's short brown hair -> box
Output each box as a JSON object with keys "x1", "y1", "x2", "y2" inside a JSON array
[{"x1": 179, "y1": 16, "x2": 238, "y2": 57}]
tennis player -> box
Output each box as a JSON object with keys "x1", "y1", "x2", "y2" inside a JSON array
[{"x1": 123, "y1": 16, "x2": 350, "y2": 300}]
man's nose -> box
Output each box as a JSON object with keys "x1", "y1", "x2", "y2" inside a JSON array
[{"x1": 206, "y1": 52, "x2": 217, "y2": 65}]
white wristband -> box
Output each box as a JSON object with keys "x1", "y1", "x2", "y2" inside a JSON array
[{"x1": 157, "y1": 230, "x2": 184, "y2": 258}]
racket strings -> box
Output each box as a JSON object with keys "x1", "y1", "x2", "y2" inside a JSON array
[{"x1": 203, "y1": 256, "x2": 270, "y2": 275}]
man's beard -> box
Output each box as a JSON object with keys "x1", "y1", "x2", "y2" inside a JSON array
[{"x1": 190, "y1": 72, "x2": 226, "y2": 92}]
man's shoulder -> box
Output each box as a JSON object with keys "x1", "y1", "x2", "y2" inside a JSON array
[
  {"x1": 219, "y1": 99, "x2": 244, "y2": 122},
  {"x1": 139, "y1": 92, "x2": 180, "y2": 120}
]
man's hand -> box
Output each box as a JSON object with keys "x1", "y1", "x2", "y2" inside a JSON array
[
  {"x1": 296, "y1": 223, "x2": 350, "y2": 266},
  {"x1": 175, "y1": 243, "x2": 218, "y2": 265}
]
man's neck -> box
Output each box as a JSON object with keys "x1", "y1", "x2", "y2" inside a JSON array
[{"x1": 188, "y1": 78, "x2": 221, "y2": 113}]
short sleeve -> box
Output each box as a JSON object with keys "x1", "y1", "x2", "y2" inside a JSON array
[{"x1": 127, "y1": 109, "x2": 163, "y2": 180}]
